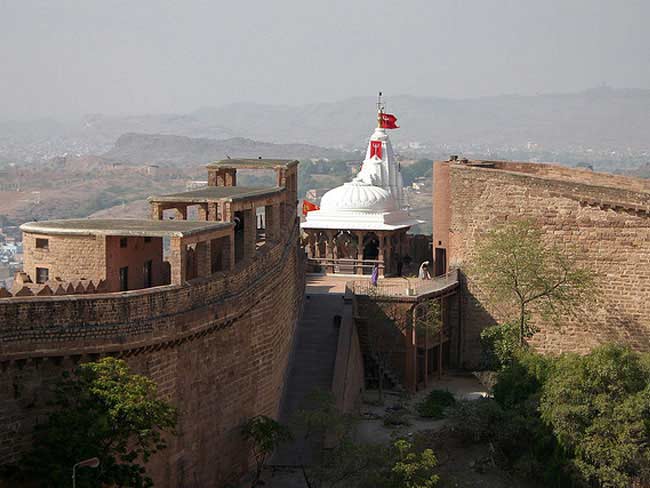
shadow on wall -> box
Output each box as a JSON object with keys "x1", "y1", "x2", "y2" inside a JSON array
[
  {"x1": 461, "y1": 280, "x2": 499, "y2": 370},
  {"x1": 603, "y1": 307, "x2": 650, "y2": 352},
  {"x1": 354, "y1": 297, "x2": 410, "y2": 390}
]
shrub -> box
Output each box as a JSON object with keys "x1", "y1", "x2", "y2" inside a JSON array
[
  {"x1": 541, "y1": 345, "x2": 650, "y2": 488},
  {"x1": 417, "y1": 390, "x2": 456, "y2": 419},
  {"x1": 447, "y1": 398, "x2": 507, "y2": 442},
  {"x1": 361, "y1": 439, "x2": 439, "y2": 488},
  {"x1": 493, "y1": 351, "x2": 554, "y2": 408},
  {"x1": 479, "y1": 321, "x2": 522, "y2": 369}
]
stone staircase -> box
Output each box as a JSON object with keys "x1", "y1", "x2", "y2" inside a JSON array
[{"x1": 272, "y1": 293, "x2": 343, "y2": 466}]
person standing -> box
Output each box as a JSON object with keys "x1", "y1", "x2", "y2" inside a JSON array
[
  {"x1": 418, "y1": 261, "x2": 431, "y2": 280},
  {"x1": 371, "y1": 263, "x2": 379, "y2": 286}
]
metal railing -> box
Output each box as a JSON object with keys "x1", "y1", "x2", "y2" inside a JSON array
[
  {"x1": 350, "y1": 269, "x2": 459, "y2": 299},
  {"x1": 306, "y1": 257, "x2": 384, "y2": 273}
]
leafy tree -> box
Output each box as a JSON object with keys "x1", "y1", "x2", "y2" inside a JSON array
[
  {"x1": 479, "y1": 320, "x2": 521, "y2": 369},
  {"x1": 14, "y1": 357, "x2": 176, "y2": 488},
  {"x1": 474, "y1": 219, "x2": 595, "y2": 346},
  {"x1": 541, "y1": 345, "x2": 650, "y2": 487},
  {"x1": 241, "y1": 415, "x2": 292, "y2": 487}
]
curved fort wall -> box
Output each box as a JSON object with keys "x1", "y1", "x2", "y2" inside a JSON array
[
  {"x1": 433, "y1": 161, "x2": 650, "y2": 367},
  {"x1": 0, "y1": 222, "x2": 304, "y2": 487}
]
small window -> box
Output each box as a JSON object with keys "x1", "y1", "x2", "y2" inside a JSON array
[
  {"x1": 119, "y1": 266, "x2": 128, "y2": 291},
  {"x1": 144, "y1": 236, "x2": 152, "y2": 243},
  {"x1": 36, "y1": 238, "x2": 49, "y2": 250},
  {"x1": 119, "y1": 237, "x2": 128, "y2": 248},
  {"x1": 36, "y1": 267, "x2": 49, "y2": 284}
]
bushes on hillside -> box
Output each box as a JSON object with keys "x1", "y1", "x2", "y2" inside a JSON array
[
  {"x1": 541, "y1": 345, "x2": 650, "y2": 487},
  {"x1": 450, "y1": 345, "x2": 650, "y2": 487}
]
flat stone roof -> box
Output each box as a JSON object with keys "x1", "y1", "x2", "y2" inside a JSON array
[
  {"x1": 20, "y1": 219, "x2": 233, "y2": 238},
  {"x1": 148, "y1": 186, "x2": 284, "y2": 203},
  {"x1": 206, "y1": 159, "x2": 298, "y2": 170}
]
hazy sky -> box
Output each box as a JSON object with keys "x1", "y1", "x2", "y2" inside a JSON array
[{"x1": 1, "y1": 0, "x2": 649, "y2": 120}]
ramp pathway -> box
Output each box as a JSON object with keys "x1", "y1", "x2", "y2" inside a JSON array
[{"x1": 272, "y1": 277, "x2": 344, "y2": 466}]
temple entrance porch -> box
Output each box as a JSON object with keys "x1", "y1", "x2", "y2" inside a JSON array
[{"x1": 303, "y1": 228, "x2": 409, "y2": 277}]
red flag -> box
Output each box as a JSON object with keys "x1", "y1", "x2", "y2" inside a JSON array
[
  {"x1": 369, "y1": 140, "x2": 383, "y2": 159},
  {"x1": 302, "y1": 200, "x2": 320, "y2": 216},
  {"x1": 379, "y1": 113, "x2": 399, "y2": 129}
]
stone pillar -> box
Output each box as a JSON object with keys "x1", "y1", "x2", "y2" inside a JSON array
[
  {"x1": 208, "y1": 169, "x2": 217, "y2": 186},
  {"x1": 243, "y1": 208, "x2": 256, "y2": 260},
  {"x1": 150, "y1": 202, "x2": 163, "y2": 220},
  {"x1": 169, "y1": 237, "x2": 187, "y2": 285},
  {"x1": 304, "y1": 233, "x2": 313, "y2": 258},
  {"x1": 385, "y1": 235, "x2": 393, "y2": 276},
  {"x1": 314, "y1": 233, "x2": 321, "y2": 259},
  {"x1": 224, "y1": 169, "x2": 237, "y2": 186},
  {"x1": 276, "y1": 168, "x2": 286, "y2": 189},
  {"x1": 175, "y1": 205, "x2": 187, "y2": 220},
  {"x1": 356, "y1": 231, "x2": 365, "y2": 275},
  {"x1": 324, "y1": 231, "x2": 334, "y2": 273},
  {"x1": 197, "y1": 203, "x2": 209, "y2": 221},
  {"x1": 378, "y1": 233, "x2": 385, "y2": 277},
  {"x1": 207, "y1": 202, "x2": 218, "y2": 221},
  {"x1": 222, "y1": 202, "x2": 233, "y2": 222}
]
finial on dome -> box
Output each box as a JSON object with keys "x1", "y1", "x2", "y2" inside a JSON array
[{"x1": 377, "y1": 91, "x2": 384, "y2": 128}]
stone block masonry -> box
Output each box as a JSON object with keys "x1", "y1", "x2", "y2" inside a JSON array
[
  {"x1": 433, "y1": 160, "x2": 650, "y2": 368},
  {"x1": 0, "y1": 222, "x2": 305, "y2": 488}
]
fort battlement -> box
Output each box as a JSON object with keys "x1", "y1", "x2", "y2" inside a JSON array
[
  {"x1": 434, "y1": 159, "x2": 650, "y2": 367},
  {"x1": 0, "y1": 159, "x2": 305, "y2": 487}
]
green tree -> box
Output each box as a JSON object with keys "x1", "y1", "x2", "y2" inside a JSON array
[
  {"x1": 362, "y1": 440, "x2": 439, "y2": 488},
  {"x1": 241, "y1": 415, "x2": 292, "y2": 487},
  {"x1": 15, "y1": 357, "x2": 176, "y2": 488},
  {"x1": 474, "y1": 219, "x2": 595, "y2": 347},
  {"x1": 541, "y1": 345, "x2": 650, "y2": 487}
]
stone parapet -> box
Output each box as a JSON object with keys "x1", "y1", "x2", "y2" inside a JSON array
[{"x1": 0, "y1": 222, "x2": 305, "y2": 488}]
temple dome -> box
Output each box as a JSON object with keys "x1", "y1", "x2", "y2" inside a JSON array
[{"x1": 319, "y1": 182, "x2": 395, "y2": 212}]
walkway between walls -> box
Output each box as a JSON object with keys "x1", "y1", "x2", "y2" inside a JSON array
[{"x1": 272, "y1": 275, "x2": 347, "y2": 466}]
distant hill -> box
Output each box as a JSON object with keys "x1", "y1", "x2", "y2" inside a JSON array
[
  {"x1": 188, "y1": 88, "x2": 650, "y2": 150},
  {"x1": 102, "y1": 133, "x2": 353, "y2": 166},
  {"x1": 3, "y1": 88, "x2": 650, "y2": 164}
]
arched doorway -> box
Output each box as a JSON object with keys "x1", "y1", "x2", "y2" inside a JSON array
[{"x1": 362, "y1": 233, "x2": 379, "y2": 274}]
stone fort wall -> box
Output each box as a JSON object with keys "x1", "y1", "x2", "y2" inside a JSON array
[
  {"x1": 0, "y1": 222, "x2": 304, "y2": 487},
  {"x1": 434, "y1": 161, "x2": 650, "y2": 367}
]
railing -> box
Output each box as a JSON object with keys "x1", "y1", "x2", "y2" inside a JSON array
[
  {"x1": 349, "y1": 269, "x2": 459, "y2": 299},
  {"x1": 307, "y1": 257, "x2": 384, "y2": 274}
]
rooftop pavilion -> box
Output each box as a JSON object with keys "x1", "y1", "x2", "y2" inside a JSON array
[
  {"x1": 206, "y1": 158, "x2": 298, "y2": 170},
  {"x1": 149, "y1": 158, "x2": 299, "y2": 264},
  {"x1": 148, "y1": 186, "x2": 284, "y2": 204},
  {"x1": 21, "y1": 218, "x2": 232, "y2": 237},
  {"x1": 20, "y1": 218, "x2": 235, "y2": 293},
  {"x1": 10, "y1": 157, "x2": 299, "y2": 298},
  {"x1": 205, "y1": 158, "x2": 299, "y2": 207}
]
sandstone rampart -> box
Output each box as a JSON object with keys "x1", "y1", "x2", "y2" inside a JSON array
[
  {"x1": 434, "y1": 161, "x2": 650, "y2": 367},
  {"x1": 0, "y1": 222, "x2": 304, "y2": 487}
]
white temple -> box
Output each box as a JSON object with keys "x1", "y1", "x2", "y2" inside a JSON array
[{"x1": 301, "y1": 108, "x2": 423, "y2": 276}]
